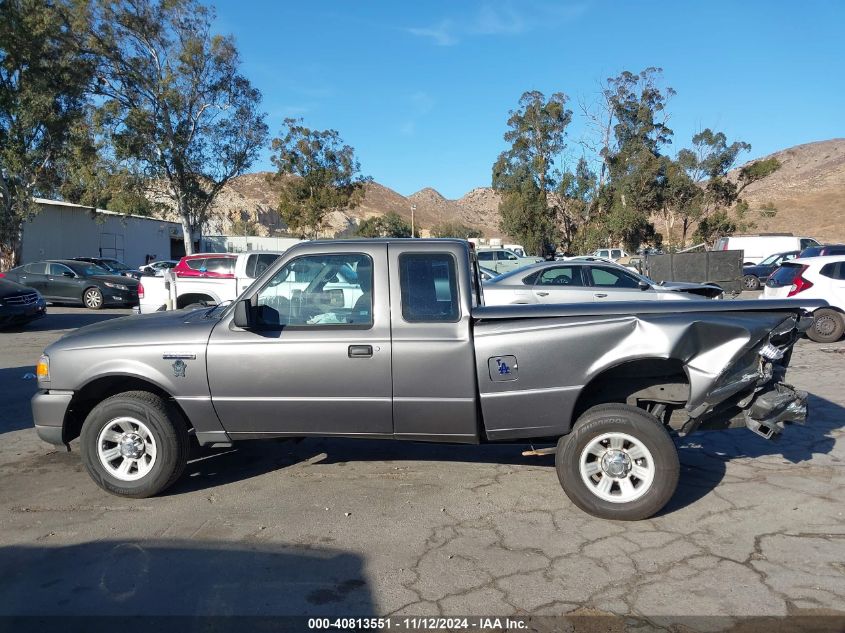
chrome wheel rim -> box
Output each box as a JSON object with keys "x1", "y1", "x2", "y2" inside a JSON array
[
  {"x1": 85, "y1": 289, "x2": 102, "y2": 308},
  {"x1": 97, "y1": 417, "x2": 157, "y2": 481},
  {"x1": 814, "y1": 315, "x2": 836, "y2": 337},
  {"x1": 579, "y1": 432, "x2": 655, "y2": 503},
  {"x1": 743, "y1": 276, "x2": 758, "y2": 289}
]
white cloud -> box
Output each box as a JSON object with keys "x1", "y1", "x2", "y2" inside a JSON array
[{"x1": 407, "y1": 20, "x2": 458, "y2": 46}]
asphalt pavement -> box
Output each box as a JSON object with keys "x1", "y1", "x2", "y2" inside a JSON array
[{"x1": 0, "y1": 306, "x2": 843, "y2": 628}]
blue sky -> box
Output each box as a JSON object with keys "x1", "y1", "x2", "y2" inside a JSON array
[{"x1": 213, "y1": 1, "x2": 845, "y2": 199}]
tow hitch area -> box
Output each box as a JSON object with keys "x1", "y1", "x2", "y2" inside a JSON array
[{"x1": 744, "y1": 383, "x2": 808, "y2": 440}]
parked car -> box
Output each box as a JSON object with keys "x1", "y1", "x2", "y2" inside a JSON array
[
  {"x1": 591, "y1": 247, "x2": 630, "y2": 261},
  {"x1": 72, "y1": 257, "x2": 140, "y2": 278},
  {"x1": 173, "y1": 253, "x2": 237, "y2": 279},
  {"x1": 3, "y1": 259, "x2": 139, "y2": 309},
  {"x1": 798, "y1": 244, "x2": 845, "y2": 258},
  {"x1": 138, "y1": 251, "x2": 284, "y2": 313},
  {"x1": 742, "y1": 251, "x2": 799, "y2": 290},
  {"x1": 32, "y1": 239, "x2": 815, "y2": 520},
  {"x1": 0, "y1": 278, "x2": 46, "y2": 328},
  {"x1": 138, "y1": 260, "x2": 179, "y2": 276},
  {"x1": 476, "y1": 248, "x2": 544, "y2": 274},
  {"x1": 483, "y1": 260, "x2": 723, "y2": 305},
  {"x1": 762, "y1": 255, "x2": 845, "y2": 343},
  {"x1": 478, "y1": 266, "x2": 500, "y2": 282},
  {"x1": 714, "y1": 234, "x2": 819, "y2": 265}
]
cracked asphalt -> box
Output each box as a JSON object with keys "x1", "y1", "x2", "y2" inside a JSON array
[{"x1": 1, "y1": 307, "x2": 843, "y2": 627}]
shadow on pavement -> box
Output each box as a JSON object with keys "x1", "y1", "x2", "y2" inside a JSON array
[
  {"x1": 7, "y1": 310, "x2": 128, "y2": 333},
  {"x1": 663, "y1": 393, "x2": 845, "y2": 514},
  {"x1": 172, "y1": 393, "x2": 844, "y2": 518},
  {"x1": 0, "y1": 366, "x2": 38, "y2": 434},
  {"x1": 0, "y1": 539, "x2": 372, "y2": 617}
]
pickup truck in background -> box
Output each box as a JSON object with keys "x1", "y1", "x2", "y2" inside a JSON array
[
  {"x1": 32, "y1": 239, "x2": 818, "y2": 520},
  {"x1": 137, "y1": 251, "x2": 285, "y2": 313}
]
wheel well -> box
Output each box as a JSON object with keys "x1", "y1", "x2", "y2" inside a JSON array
[
  {"x1": 63, "y1": 376, "x2": 191, "y2": 444},
  {"x1": 177, "y1": 293, "x2": 215, "y2": 309},
  {"x1": 571, "y1": 358, "x2": 689, "y2": 423}
]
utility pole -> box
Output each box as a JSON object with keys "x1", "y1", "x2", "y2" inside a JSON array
[{"x1": 410, "y1": 204, "x2": 416, "y2": 238}]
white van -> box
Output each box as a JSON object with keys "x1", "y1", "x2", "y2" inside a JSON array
[{"x1": 714, "y1": 235, "x2": 820, "y2": 265}]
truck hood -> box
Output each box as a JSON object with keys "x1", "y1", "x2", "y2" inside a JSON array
[{"x1": 49, "y1": 307, "x2": 219, "y2": 352}]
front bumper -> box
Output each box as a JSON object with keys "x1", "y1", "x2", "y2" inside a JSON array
[
  {"x1": 0, "y1": 301, "x2": 47, "y2": 327},
  {"x1": 32, "y1": 390, "x2": 73, "y2": 446}
]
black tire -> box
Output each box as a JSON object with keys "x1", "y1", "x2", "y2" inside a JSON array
[
  {"x1": 807, "y1": 308, "x2": 845, "y2": 344},
  {"x1": 80, "y1": 391, "x2": 189, "y2": 498},
  {"x1": 83, "y1": 286, "x2": 104, "y2": 310},
  {"x1": 556, "y1": 404, "x2": 679, "y2": 521},
  {"x1": 742, "y1": 275, "x2": 760, "y2": 291}
]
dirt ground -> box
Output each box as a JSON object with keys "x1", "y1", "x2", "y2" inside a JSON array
[{"x1": 1, "y1": 306, "x2": 843, "y2": 627}]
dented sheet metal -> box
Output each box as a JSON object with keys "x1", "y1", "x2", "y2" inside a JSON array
[{"x1": 472, "y1": 300, "x2": 821, "y2": 440}]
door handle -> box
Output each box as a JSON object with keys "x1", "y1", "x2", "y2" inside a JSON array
[
  {"x1": 594, "y1": 293, "x2": 608, "y2": 298},
  {"x1": 348, "y1": 345, "x2": 373, "y2": 358},
  {"x1": 537, "y1": 291, "x2": 549, "y2": 297}
]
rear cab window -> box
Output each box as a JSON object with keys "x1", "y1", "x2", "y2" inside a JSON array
[
  {"x1": 399, "y1": 253, "x2": 460, "y2": 322},
  {"x1": 185, "y1": 258, "x2": 205, "y2": 270}
]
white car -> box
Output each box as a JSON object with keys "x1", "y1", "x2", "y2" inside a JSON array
[
  {"x1": 138, "y1": 260, "x2": 179, "y2": 276},
  {"x1": 591, "y1": 248, "x2": 629, "y2": 261},
  {"x1": 761, "y1": 255, "x2": 845, "y2": 343},
  {"x1": 483, "y1": 261, "x2": 723, "y2": 306},
  {"x1": 714, "y1": 235, "x2": 820, "y2": 265},
  {"x1": 476, "y1": 248, "x2": 544, "y2": 274}
]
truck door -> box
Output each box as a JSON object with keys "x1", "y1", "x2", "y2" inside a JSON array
[
  {"x1": 206, "y1": 243, "x2": 393, "y2": 437},
  {"x1": 387, "y1": 244, "x2": 479, "y2": 442}
]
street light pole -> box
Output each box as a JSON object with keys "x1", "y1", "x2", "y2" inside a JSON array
[{"x1": 410, "y1": 204, "x2": 416, "y2": 238}]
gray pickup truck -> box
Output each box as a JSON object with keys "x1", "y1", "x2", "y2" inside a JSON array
[{"x1": 32, "y1": 239, "x2": 816, "y2": 520}]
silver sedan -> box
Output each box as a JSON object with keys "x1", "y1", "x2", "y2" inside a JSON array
[{"x1": 482, "y1": 261, "x2": 723, "y2": 305}]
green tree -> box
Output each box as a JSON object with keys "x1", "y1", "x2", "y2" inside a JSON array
[
  {"x1": 0, "y1": 0, "x2": 93, "y2": 267},
  {"x1": 556, "y1": 157, "x2": 596, "y2": 252},
  {"x1": 57, "y1": 110, "x2": 154, "y2": 215},
  {"x1": 493, "y1": 91, "x2": 572, "y2": 256},
  {"x1": 595, "y1": 68, "x2": 674, "y2": 251},
  {"x1": 356, "y1": 212, "x2": 415, "y2": 238},
  {"x1": 429, "y1": 221, "x2": 482, "y2": 239},
  {"x1": 270, "y1": 118, "x2": 369, "y2": 239},
  {"x1": 88, "y1": 0, "x2": 268, "y2": 254},
  {"x1": 676, "y1": 130, "x2": 780, "y2": 245}
]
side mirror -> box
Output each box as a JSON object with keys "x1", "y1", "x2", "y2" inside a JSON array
[
  {"x1": 62, "y1": 271, "x2": 75, "y2": 278},
  {"x1": 638, "y1": 280, "x2": 651, "y2": 291},
  {"x1": 232, "y1": 299, "x2": 253, "y2": 329}
]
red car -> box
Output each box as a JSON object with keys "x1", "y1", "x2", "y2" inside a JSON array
[{"x1": 172, "y1": 254, "x2": 236, "y2": 279}]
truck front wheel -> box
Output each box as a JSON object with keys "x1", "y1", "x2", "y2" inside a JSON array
[
  {"x1": 556, "y1": 404, "x2": 679, "y2": 520},
  {"x1": 80, "y1": 391, "x2": 189, "y2": 498}
]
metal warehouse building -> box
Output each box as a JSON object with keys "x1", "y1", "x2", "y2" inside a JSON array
[{"x1": 21, "y1": 199, "x2": 185, "y2": 267}]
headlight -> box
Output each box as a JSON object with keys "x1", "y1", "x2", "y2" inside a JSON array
[
  {"x1": 36, "y1": 354, "x2": 50, "y2": 382},
  {"x1": 104, "y1": 282, "x2": 128, "y2": 291}
]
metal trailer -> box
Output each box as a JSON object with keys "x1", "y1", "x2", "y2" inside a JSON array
[{"x1": 644, "y1": 249, "x2": 744, "y2": 295}]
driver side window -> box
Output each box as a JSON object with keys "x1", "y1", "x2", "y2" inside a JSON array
[{"x1": 254, "y1": 253, "x2": 372, "y2": 328}]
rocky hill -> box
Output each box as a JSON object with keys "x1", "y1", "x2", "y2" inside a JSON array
[
  {"x1": 728, "y1": 138, "x2": 845, "y2": 242},
  {"x1": 202, "y1": 173, "x2": 502, "y2": 238},
  {"x1": 197, "y1": 138, "x2": 843, "y2": 243}
]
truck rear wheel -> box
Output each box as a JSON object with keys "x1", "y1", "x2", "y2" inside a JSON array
[
  {"x1": 556, "y1": 404, "x2": 679, "y2": 520},
  {"x1": 80, "y1": 391, "x2": 189, "y2": 498}
]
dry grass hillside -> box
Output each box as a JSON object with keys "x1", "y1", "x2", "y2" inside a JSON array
[
  {"x1": 196, "y1": 139, "x2": 843, "y2": 243},
  {"x1": 204, "y1": 173, "x2": 503, "y2": 238},
  {"x1": 730, "y1": 138, "x2": 845, "y2": 242}
]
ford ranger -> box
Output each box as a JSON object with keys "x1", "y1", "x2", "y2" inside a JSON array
[{"x1": 32, "y1": 239, "x2": 817, "y2": 520}]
